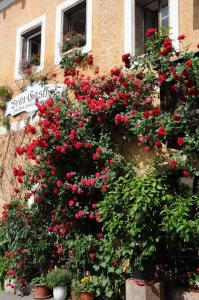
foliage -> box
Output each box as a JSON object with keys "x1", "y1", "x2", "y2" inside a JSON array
[
  {"x1": 46, "y1": 269, "x2": 70, "y2": 288},
  {"x1": 0, "y1": 85, "x2": 12, "y2": 111},
  {"x1": 99, "y1": 173, "x2": 171, "y2": 267},
  {"x1": 31, "y1": 274, "x2": 47, "y2": 285},
  {"x1": 1, "y1": 29, "x2": 199, "y2": 297},
  {"x1": 188, "y1": 268, "x2": 199, "y2": 287},
  {"x1": 60, "y1": 50, "x2": 93, "y2": 76}
]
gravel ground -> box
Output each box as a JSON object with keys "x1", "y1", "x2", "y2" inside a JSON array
[{"x1": 0, "y1": 292, "x2": 54, "y2": 299}]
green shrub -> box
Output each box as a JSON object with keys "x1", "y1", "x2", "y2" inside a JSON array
[
  {"x1": 46, "y1": 269, "x2": 70, "y2": 288},
  {"x1": 0, "y1": 85, "x2": 12, "y2": 110}
]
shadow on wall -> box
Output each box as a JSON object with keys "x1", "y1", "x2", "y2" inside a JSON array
[
  {"x1": 193, "y1": 0, "x2": 199, "y2": 29},
  {"x1": 0, "y1": 0, "x2": 26, "y2": 19}
]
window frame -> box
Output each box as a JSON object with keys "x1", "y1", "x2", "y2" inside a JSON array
[
  {"x1": 124, "y1": 0, "x2": 179, "y2": 55},
  {"x1": 14, "y1": 15, "x2": 46, "y2": 81},
  {"x1": 54, "y1": 0, "x2": 92, "y2": 65}
]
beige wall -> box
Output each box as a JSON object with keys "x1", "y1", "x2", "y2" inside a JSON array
[
  {"x1": 179, "y1": 0, "x2": 199, "y2": 51},
  {"x1": 0, "y1": 0, "x2": 124, "y2": 94}
]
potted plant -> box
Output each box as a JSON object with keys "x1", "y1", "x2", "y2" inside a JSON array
[
  {"x1": 79, "y1": 275, "x2": 95, "y2": 300},
  {"x1": 71, "y1": 278, "x2": 81, "y2": 300},
  {"x1": 46, "y1": 268, "x2": 70, "y2": 300},
  {"x1": 31, "y1": 274, "x2": 51, "y2": 299},
  {"x1": 62, "y1": 32, "x2": 86, "y2": 54}
]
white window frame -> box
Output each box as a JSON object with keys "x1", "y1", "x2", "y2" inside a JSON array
[
  {"x1": 14, "y1": 15, "x2": 46, "y2": 81},
  {"x1": 124, "y1": 0, "x2": 179, "y2": 55},
  {"x1": 54, "y1": 0, "x2": 92, "y2": 65}
]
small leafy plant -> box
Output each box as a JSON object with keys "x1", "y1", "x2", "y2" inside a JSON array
[
  {"x1": 46, "y1": 269, "x2": 70, "y2": 288},
  {"x1": 31, "y1": 274, "x2": 47, "y2": 286}
]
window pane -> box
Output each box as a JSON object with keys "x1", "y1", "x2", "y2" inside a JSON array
[
  {"x1": 63, "y1": 1, "x2": 86, "y2": 34},
  {"x1": 28, "y1": 34, "x2": 41, "y2": 65},
  {"x1": 161, "y1": 5, "x2": 169, "y2": 27}
]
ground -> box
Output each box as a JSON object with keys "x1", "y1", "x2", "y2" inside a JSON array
[{"x1": 0, "y1": 292, "x2": 54, "y2": 299}]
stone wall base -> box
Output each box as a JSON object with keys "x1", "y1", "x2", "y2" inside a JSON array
[{"x1": 126, "y1": 279, "x2": 165, "y2": 300}]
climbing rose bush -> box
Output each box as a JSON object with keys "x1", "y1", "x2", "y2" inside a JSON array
[{"x1": 1, "y1": 30, "x2": 199, "y2": 297}]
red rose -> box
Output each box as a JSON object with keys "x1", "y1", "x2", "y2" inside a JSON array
[
  {"x1": 155, "y1": 141, "x2": 162, "y2": 148},
  {"x1": 138, "y1": 135, "x2": 145, "y2": 143},
  {"x1": 172, "y1": 114, "x2": 181, "y2": 121},
  {"x1": 178, "y1": 34, "x2": 185, "y2": 40},
  {"x1": 56, "y1": 180, "x2": 62, "y2": 187},
  {"x1": 93, "y1": 153, "x2": 99, "y2": 160},
  {"x1": 75, "y1": 141, "x2": 82, "y2": 149},
  {"x1": 69, "y1": 200, "x2": 74, "y2": 207},
  {"x1": 146, "y1": 28, "x2": 157, "y2": 37},
  {"x1": 89, "y1": 253, "x2": 95, "y2": 260},
  {"x1": 157, "y1": 127, "x2": 166, "y2": 137},
  {"x1": 122, "y1": 53, "x2": 131, "y2": 68},
  {"x1": 185, "y1": 60, "x2": 192, "y2": 68},
  {"x1": 171, "y1": 84, "x2": 178, "y2": 92},
  {"x1": 143, "y1": 111, "x2": 150, "y2": 119},
  {"x1": 13, "y1": 187, "x2": 20, "y2": 193},
  {"x1": 57, "y1": 248, "x2": 63, "y2": 254},
  {"x1": 85, "y1": 142, "x2": 91, "y2": 148},
  {"x1": 182, "y1": 170, "x2": 189, "y2": 177},
  {"x1": 78, "y1": 121, "x2": 84, "y2": 127},
  {"x1": 101, "y1": 184, "x2": 107, "y2": 191},
  {"x1": 169, "y1": 160, "x2": 177, "y2": 169},
  {"x1": 144, "y1": 146, "x2": 151, "y2": 152},
  {"x1": 177, "y1": 137, "x2": 184, "y2": 146}
]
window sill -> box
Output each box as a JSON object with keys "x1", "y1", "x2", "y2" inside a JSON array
[
  {"x1": 62, "y1": 46, "x2": 84, "y2": 58},
  {"x1": 14, "y1": 65, "x2": 43, "y2": 81}
]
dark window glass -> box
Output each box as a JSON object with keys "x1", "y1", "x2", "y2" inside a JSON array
[{"x1": 63, "y1": 0, "x2": 86, "y2": 35}]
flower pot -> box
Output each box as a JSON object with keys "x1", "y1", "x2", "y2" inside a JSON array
[
  {"x1": 71, "y1": 291, "x2": 79, "y2": 300},
  {"x1": 80, "y1": 291, "x2": 95, "y2": 300},
  {"x1": 53, "y1": 286, "x2": 68, "y2": 300},
  {"x1": 34, "y1": 284, "x2": 51, "y2": 299}
]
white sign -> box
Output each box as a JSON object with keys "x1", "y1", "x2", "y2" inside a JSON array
[{"x1": 5, "y1": 83, "x2": 67, "y2": 117}]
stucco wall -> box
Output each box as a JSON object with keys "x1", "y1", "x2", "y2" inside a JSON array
[{"x1": 179, "y1": 0, "x2": 199, "y2": 51}]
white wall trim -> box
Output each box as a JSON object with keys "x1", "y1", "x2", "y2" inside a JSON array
[
  {"x1": 0, "y1": 0, "x2": 15, "y2": 11},
  {"x1": 124, "y1": 0, "x2": 135, "y2": 55},
  {"x1": 54, "y1": 0, "x2": 93, "y2": 65},
  {"x1": 169, "y1": 0, "x2": 179, "y2": 50},
  {"x1": 14, "y1": 14, "x2": 46, "y2": 81}
]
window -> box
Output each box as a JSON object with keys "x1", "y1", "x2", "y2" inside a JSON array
[
  {"x1": 135, "y1": 0, "x2": 169, "y2": 55},
  {"x1": 14, "y1": 15, "x2": 46, "y2": 80},
  {"x1": 55, "y1": 0, "x2": 92, "y2": 64},
  {"x1": 21, "y1": 26, "x2": 41, "y2": 66}
]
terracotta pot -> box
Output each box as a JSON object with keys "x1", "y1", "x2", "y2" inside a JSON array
[
  {"x1": 80, "y1": 291, "x2": 95, "y2": 300},
  {"x1": 34, "y1": 284, "x2": 51, "y2": 299},
  {"x1": 71, "y1": 291, "x2": 80, "y2": 300}
]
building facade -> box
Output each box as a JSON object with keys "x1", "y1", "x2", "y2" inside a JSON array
[{"x1": 0, "y1": 0, "x2": 198, "y2": 210}]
